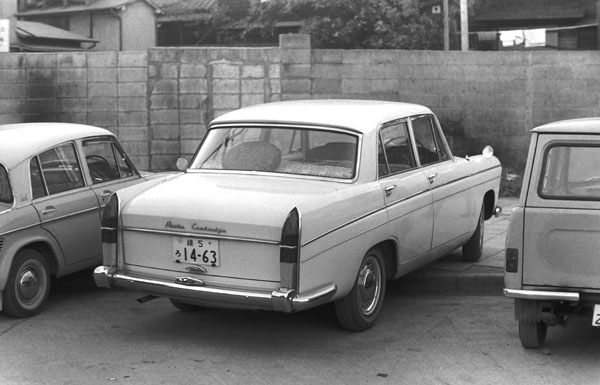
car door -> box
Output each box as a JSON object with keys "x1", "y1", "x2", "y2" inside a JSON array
[
  {"x1": 410, "y1": 115, "x2": 473, "y2": 253},
  {"x1": 378, "y1": 120, "x2": 433, "y2": 264},
  {"x1": 81, "y1": 137, "x2": 141, "y2": 208},
  {"x1": 30, "y1": 142, "x2": 102, "y2": 266}
]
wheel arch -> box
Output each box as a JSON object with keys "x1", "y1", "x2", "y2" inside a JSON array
[
  {"x1": 483, "y1": 190, "x2": 496, "y2": 220},
  {"x1": 374, "y1": 239, "x2": 398, "y2": 280}
]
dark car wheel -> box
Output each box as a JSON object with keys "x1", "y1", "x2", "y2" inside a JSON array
[
  {"x1": 3, "y1": 249, "x2": 51, "y2": 318},
  {"x1": 462, "y1": 202, "x2": 485, "y2": 262},
  {"x1": 335, "y1": 248, "x2": 386, "y2": 332},
  {"x1": 518, "y1": 319, "x2": 548, "y2": 349}
]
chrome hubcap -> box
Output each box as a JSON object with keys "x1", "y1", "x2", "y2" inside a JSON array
[
  {"x1": 357, "y1": 256, "x2": 382, "y2": 316},
  {"x1": 16, "y1": 263, "x2": 45, "y2": 306}
]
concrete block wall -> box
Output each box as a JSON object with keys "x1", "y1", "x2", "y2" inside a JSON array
[{"x1": 1, "y1": 35, "x2": 600, "y2": 171}]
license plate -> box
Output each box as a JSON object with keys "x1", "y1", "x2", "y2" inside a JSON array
[
  {"x1": 172, "y1": 237, "x2": 219, "y2": 266},
  {"x1": 593, "y1": 304, "x2": 600, "y2": 327}
]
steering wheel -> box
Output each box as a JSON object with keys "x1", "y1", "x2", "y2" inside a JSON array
[{"x1": 86, "y1": 155, "x2": 114, "y2": 182}]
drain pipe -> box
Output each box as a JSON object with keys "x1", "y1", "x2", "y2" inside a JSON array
[{"x1": 110, "y1": 7, "x2": 123, "y2": 51}]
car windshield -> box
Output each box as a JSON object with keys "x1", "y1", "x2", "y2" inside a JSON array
[
  {"x1": 190, "y1": 126, "x2": 358, "y2": 179},
  {"x1": 0, "y1": 164, "x2": 12, "y2": 204}
]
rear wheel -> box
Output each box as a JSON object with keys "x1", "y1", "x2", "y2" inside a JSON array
[
  {"x1": 169, "y1": 298, "x2": 204, "y2": 312},
  {"x1": 518, "y1": 319, "x2": 547, "y2": 349},
  {"x1": 462, "y1": 202, "x2": 485, "y2": 262},
  {"x1": 335, "y1": 248, "x2": 386, "y2": 331},
  {"x1": 3, "y1": 249, "x2": 51, "y2": 318}
]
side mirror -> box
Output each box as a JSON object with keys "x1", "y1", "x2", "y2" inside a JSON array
[{"x1": 176, "y1": 157, "x2": 188, "y2": 171}]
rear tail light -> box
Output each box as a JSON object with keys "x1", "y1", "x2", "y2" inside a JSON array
[
  {"x1": 101, "y1": 194, "x2": 119, "y2": 244},
  {"x1": 505, "y1": 248, "x2": 519, "y2": 273},
  {"x1": 280, "y1": 207, "x2": 301, "y2": 290}
]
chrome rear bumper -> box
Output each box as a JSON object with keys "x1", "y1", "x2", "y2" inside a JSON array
[
  {"x1": 503, "y1": 288, "x2": 580, "y2": 302},
  {"x1": 93, "y1": 265, "x2": 337, "y2": 313}
]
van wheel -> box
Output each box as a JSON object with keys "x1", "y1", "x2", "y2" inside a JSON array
[
  {"x1": 518, "y1": 319, "x2": 547, "y2": 349},
  {"x1": 169, "y1": 298, "x2": 204, "y2": 311},
  {"x1": 462, "y1": 203, "x2": 484, "y2": 262},
  {"x1": 335, "y1": 248, "x2": 386, "y2": 332},
  {"x1": 3, "y1": 249, "x2": 50, "y2": 318}
]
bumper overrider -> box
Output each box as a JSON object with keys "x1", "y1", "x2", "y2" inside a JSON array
[{"x1": 93, "y1": 266, "x2": 337, "y2": 313}]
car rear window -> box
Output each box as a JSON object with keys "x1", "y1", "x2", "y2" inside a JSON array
[
  {"x1": 0, "y1": 164, "x2": 12, "y2": 204},
  {"x1": 539, "y1": 144, "x2": 600, "y2": 200},
  {"x1": 191, "y1": 126, "x2": 359, "y2": 179}
]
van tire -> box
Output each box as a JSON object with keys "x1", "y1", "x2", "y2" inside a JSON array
[{"x1": 518, "y1": 319, "x2": 547, "y2": 349}]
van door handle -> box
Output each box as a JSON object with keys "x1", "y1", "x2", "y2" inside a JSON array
[
  {"x1": 41, "y1": 206, "x2": 56, "y2": 215},
  {"x1": 428, "y1": 174, "x2": 438, "y2": 184},
  {"x1": 384, "y1": 185, "x2": 397, "y2": 197}
]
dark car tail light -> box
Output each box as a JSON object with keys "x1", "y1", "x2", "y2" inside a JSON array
[
  {"x1": 101, "y1": 194, "x2": 119, "y2": 244},
  {"x1": 280, "y1": 207, "x2": 301, "y2": 290},
  {"x1": 505, "y1": 248, "x2": 519, "y2": 273}
]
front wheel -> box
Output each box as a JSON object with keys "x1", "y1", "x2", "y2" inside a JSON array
[
  {"x1": 2, "y1": 249, "x2": 51, "y2": 318},
  {"x1": 462, "y1": 202, "x2": 485, "y2": 262},
  {"x1": 335, "y1": 248, "x2": 386, "y2": 332},
  {"x1": 518, "y1": 319, "x2": 548, "y2": 349}
]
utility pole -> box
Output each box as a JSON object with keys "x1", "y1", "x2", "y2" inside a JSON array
[
  {"x1": 443, "y1": 0, "x2": 449, "y2": 50},
  {"x1": 597, "y1": 0, "x2": 600, "y2": 49},
  {"x1": 460, "y1": 0, "x2": 469, "y2": 51}
]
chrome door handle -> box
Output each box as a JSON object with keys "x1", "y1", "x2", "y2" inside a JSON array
[
  {"x1": 41, "y1": 206, "x2": 56, "y2": 215},
  {"x1": 101, "y1": 190, "x2": 112, "y2": 198},
  {"x1": 428, "y1": 174, "x2": 438, "y2": 184},
  {"x1": 384, "y1": 185, "x2": 397, "y2": 197}
]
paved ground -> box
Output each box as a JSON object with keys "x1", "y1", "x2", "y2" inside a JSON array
[{"x1": 396, "y1": 196, "x2": 518, "y2": 295}]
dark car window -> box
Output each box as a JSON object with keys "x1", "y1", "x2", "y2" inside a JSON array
[
  {"x1": 0, "y1": 164, "x2": 12, "y2": 204},
  {"x1": 411, "y1": 116, "x2": 449, "y2": 166},
  {"x1": 38, "y1": 143, "x2": 84, "y2": 195},
  {"x1": 378, "y1": 122, "x2": 416, "y2": 178},
  {"x1": 30, "y1": 157, "x2": 47, "y2": 200},
  {"x1": 83, "y1": 140, "x2": 133, "y2": 184}
]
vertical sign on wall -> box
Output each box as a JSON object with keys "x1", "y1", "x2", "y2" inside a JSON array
[{"x1": 0, "y1": 19, "x2": 9, "y2": 52}]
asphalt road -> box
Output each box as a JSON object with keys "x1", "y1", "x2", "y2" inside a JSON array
[{"x1": 1, "y1": 271, "x2": 599, "y2": 385}]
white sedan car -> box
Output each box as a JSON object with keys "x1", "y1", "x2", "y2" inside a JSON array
[
  {"x1": 0, "y1": 123, "x2": 157, "y2": 317},
  {"x1": 94, "y1": 100, "x2": 501, "y2": 331}
]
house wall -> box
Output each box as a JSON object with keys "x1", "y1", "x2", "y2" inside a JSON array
[
  {"x1": 0, "y1": 34, "x2": 598, "y2": 172},
  {"x1": 121, "y1": 1, "x2": 156, "y2": 51}
]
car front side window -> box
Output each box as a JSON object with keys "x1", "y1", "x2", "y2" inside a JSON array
[
  {"x1": 411, "y1": 116, "x2": 449, "y2": 166},
  {"x1": 37, "y1": 143, "x2": 84, "y2": 195},
  {"x1": 83, "y1": 140, "x2": 131, "y2": 184}
]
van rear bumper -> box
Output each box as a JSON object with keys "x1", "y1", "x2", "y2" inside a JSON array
[{"x1": 503, "y1": 288, "x2": 580, "y2": 301}]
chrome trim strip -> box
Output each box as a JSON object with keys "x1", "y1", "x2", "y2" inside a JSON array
[
  {"x1": 503, "y1": 288, "x2": 580, "y2": 302},
  {"x1": 123, "y1": 227, "x2": 279, "y2": 245},
  {"x1": 41, "y1": 206, "x2": 98, "y2": 224},
  {"x1": 0, "y1": 222, "x2": 40, "y2": 237}
]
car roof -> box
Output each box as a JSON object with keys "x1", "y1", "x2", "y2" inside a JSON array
[
  {"x1": 210, "y1": 99, "x2": 433, "y2": 133},
  {"x1": 0, "y1": 123, "x2": 112, "y2": 169},
  {"x1": 533, "y1": 118, "x2": 600, "y2": 134}
]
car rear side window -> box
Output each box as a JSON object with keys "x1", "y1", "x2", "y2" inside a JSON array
[
  {"x1": 0, "y1": 164, "x2": 12, "y2": 204},
  {"x1": 539, "y1": 144, "x2": 600, "y2": 200},
  {"x1": 38, "y1": 143, "x2": 84, "y2": 195},
  {"x1": 378, "y1": 122, "x2": 416, "y2": 178}
]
